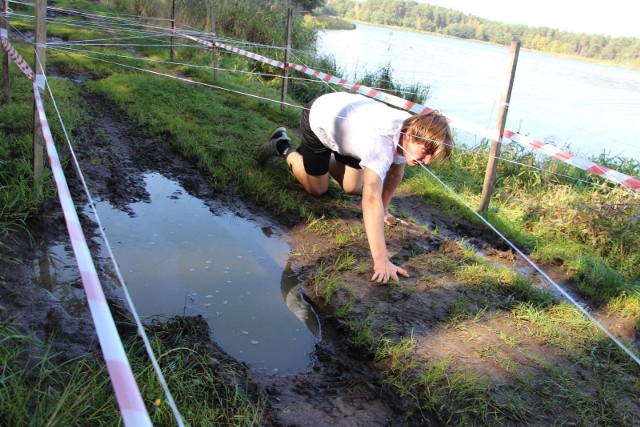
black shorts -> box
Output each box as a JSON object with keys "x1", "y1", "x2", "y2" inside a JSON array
[{"x1": 299, "y1": 97, "x2": 361, "y2": 176}]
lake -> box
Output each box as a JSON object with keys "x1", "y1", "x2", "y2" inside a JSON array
[{"x1": 316, "y1": 23, "x2": 640, "y2": 162}]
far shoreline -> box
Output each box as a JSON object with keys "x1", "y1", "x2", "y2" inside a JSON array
[{"x1": 313, "y1": 16, "x2": 639, "y2": 71}]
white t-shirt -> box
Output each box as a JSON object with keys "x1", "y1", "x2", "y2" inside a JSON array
[{"x1": 309, "y1": 92, "x2": 409, "y2": 181}]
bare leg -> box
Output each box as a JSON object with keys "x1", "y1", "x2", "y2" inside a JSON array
[
  {"x1": 329, "y1": 155, "x2": 363, "y2": 195},
  {"x1": 286, "y1": 151, "x2": 329, "y2": 196}
]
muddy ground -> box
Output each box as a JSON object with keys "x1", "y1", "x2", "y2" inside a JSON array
[{"x1": 1, "y1": 82, "x2": 639, "y2": 426}]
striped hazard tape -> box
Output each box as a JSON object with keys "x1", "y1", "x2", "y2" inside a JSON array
[
  {"x1": 178, "y1": 30, "x2": 640, "y2": 192},
  {"x1": 0, "y1": 28, "x2": 36, "y2": 81},
  {"x1": 3, "y1": 23, "x2": 154, "y2": 425},
  {"x1": 33, "y1": 83, "x2": 152, "y2": 427},
  {"x1": 505, "y1": 130, "x2": 640, "y2": 190}
]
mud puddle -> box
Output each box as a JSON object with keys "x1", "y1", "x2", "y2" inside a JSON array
[{"x1": 35, "y1": 172, "x2": 320, "y2": 375}]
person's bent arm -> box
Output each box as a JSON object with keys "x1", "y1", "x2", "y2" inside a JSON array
[{"x1": 361, "y1": 167, "x2": 409, "y2": 284}]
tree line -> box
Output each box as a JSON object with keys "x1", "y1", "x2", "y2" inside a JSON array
[{"x1": 322, "y1": 0, "x2": 640, "y2": 69}]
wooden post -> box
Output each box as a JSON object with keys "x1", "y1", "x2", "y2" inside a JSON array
[
  {"x1": 2, "y1": 0, "x2": 10, "y2": 102},
  {"x1": 33, "y1": 0, "x2": 47, "y2": 186},
  {"x1": 280, "y1": 6, "x2": 292, "y2": 111},
  {"x1": 169, "y1": 0, "x2": 176, "y2": 62},
  {"x1": 478, "y1": 40, "x2": 520, "y2": 212},
  {"x1": 210, "y1": 0, "x2": 218, "y2": 80}
]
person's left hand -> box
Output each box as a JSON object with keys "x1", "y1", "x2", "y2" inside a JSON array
[{"x1": 384, "y1": 212, "x2": 408, "y2": 226}]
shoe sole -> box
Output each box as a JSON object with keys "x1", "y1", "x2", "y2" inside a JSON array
[
  {"x1": 267, "y1": 126, "x2": 287, "y2": 141},
  {"x1": 256, "y1": 127, "x2": 288, "y2": 165}
]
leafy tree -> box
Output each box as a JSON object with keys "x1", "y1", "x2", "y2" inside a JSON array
[{"x1": 293, "y1": 0, "x2": 326, "y2": 11}]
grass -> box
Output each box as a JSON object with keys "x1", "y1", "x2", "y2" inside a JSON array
[
  {"x1": 0, "y1": 317, "x2": 263, "y2": 426},
  {"x1": 135, "y1": 317, "x2": 265, "y2": 426},
  {"x1": 0, "y1": 63, "x2": 52, "y2": 262},
  {"x1": 310, "y1": 258, "x2": 347, "y2": 304},
  {"x1": 403, "y1": 140, "x2": 640, "y2": 304},
  {"x1": 381, "y1": 340, "x2": 498, "y2": 425}
]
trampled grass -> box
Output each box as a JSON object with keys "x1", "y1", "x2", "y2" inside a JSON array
[{"x1": 0, "y1": 317, "x2": 264, "y2": 426}]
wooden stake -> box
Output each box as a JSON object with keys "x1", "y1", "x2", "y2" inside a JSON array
[
  {"x1": 169, "y1": 0, "x2": 175, "y2": 62},
  {"x1": 33, "y1": 0, "x2": 47, "y2": 187},
  {"x1": 210, "y1": 0, "x2": 218, "y2": 80},
  {"x1": 280, "y1": 6, "x2": 292, "y2": 111},
  {"x1": 2, "y1": 0, "x2": 10, "y2": 102},
  {"x1": 478, "y1": 41, "x2": 520, "y2": 212}
]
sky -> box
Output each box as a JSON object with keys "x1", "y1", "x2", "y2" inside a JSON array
[{"x1": 421, "y1": 0, "x2": 640, "y2": 38}]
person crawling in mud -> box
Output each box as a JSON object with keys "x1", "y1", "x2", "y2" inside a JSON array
[{"x1": 257, "y1": 91, "x2": 453, "y2": 284}]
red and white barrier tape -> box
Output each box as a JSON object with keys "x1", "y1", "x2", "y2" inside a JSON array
[
  {"x1": 0, "y1": 28, "x2": 36, "y2": 81},
  {"x1": 33, "y1": 83, "x2": 152, "y2": 427},
  {"x1": 179, "y1": 31, "x2": 640, "y2": 192},
  {"x1": 505, "y1": 130, "x2": 640, "y2": 190}
]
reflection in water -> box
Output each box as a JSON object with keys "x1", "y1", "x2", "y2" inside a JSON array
[
  {"x1": 85, "y1": 172, "x2": 321, "y2": 375},
  {"x1": 32, "y1": 244, "x2": 89, "y2": 318},
  {"x1": 280, "y1": 262, "x2": 320, "y2": 336}
]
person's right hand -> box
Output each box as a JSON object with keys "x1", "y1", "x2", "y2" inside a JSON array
[{"x1": 371, "y1": 259, "x2": 409, "y2": 284}]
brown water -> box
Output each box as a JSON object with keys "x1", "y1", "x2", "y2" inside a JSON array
[{"x1": 35, "y1": 172, "x2": 319, "y2": 375}]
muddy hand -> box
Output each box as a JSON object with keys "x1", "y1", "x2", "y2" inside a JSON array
[{"x1": 384, "y1": 213, "x2": 408, "y2": 226}]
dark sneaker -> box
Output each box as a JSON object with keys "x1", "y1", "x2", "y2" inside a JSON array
[{"x1": 256, "y1": 126, "x2": 290, "y2": 165}]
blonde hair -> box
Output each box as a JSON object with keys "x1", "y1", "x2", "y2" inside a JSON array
[{"x1": 401, "y1": 111, "x2": 453, "y2": 163}]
